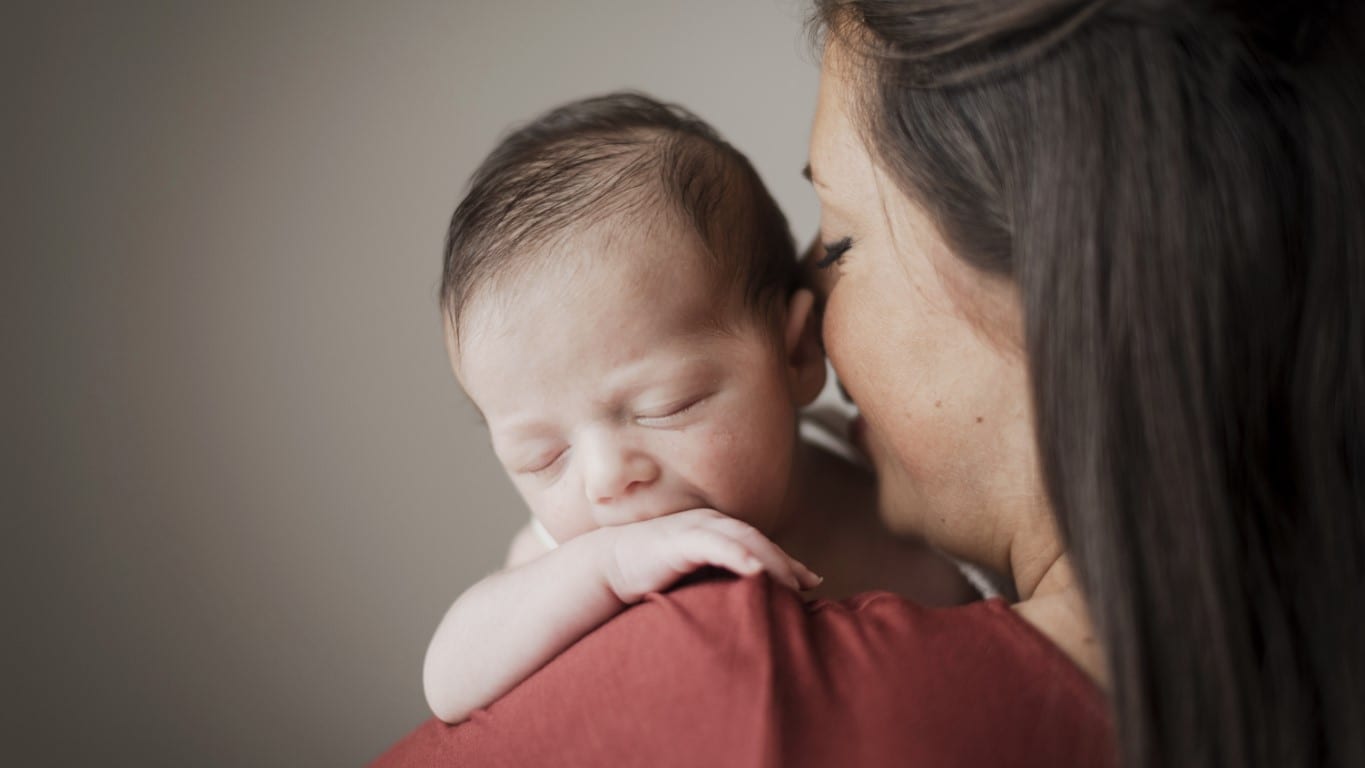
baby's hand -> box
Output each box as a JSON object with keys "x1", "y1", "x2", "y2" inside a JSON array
[{"x1": 592, "y1": 509, "x2": 822, "y2": 604}]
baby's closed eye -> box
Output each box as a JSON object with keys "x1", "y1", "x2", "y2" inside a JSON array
[
  {"x1": 505, "y1": 445, "x2": 567, "y2": 476},
  {"x1": 634, "y1": 393, "x2": 712, "y2": 427}
]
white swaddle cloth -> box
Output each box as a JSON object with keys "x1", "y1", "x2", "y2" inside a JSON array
[{"x1": 529, "y1": 516, "x2": 559, "y2": 550}]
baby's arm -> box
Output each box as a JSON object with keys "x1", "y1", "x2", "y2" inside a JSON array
[{"x1": 422, "y1": 509, "x2": 821, "y2": 724}]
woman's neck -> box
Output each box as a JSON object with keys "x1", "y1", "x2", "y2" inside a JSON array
[{"x1": 1011, "y1": 552, "x2": 1110, "y2": 688}]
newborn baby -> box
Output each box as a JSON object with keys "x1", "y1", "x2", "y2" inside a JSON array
[{"x1": 425, "y1": 91, "x2": 972, "y2": 723}]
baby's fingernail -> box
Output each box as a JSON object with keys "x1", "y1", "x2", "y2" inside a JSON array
[{"x1": 742, "y1": 556, "x2": 762, "y2": 572}]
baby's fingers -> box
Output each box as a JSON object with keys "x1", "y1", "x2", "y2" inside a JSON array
[
  {"x1": 701, "y1": 517, "x2": 822, "y2": 592},
  {"x1": 745, "y1": 539, "x2": 821, "y2": 592},
  {"x1": 679, "y1": 528, "x2": 802, "y2": 591},
  {"x1": 792, "y1": 559, "x2": 823, "y2": 590}
]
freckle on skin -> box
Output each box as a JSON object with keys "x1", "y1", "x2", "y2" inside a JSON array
[
  {"x1": 976, "y1": 417, "x2": 983, "y2": 423},
  {"x1": 934, "y1": 400, "x2": 941, "y2": 408}
]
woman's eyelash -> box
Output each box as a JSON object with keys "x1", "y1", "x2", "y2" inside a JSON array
[{"x1": 816, "y1": 237, "x2": 853, "y2": 268}]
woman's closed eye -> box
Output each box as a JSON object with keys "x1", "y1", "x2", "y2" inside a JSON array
[{"x1": 816, "y1": 236, "x2": 853, "y2": 268}]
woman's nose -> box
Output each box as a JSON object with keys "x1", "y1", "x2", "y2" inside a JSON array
[{"x1": 581, "y1": 437, "x2": 660, "y2": 505}]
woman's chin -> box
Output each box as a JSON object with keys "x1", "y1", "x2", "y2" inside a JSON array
[{"x1": 859, "y1": 451, "x2": 931, "y2": 545}]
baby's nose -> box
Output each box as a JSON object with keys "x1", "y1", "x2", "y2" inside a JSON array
[{"x1": 583, "y1": 446, "x2": 659, "y2": 505}]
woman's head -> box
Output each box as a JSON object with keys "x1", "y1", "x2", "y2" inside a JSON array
[
  {"x1": 806, "y1": 41, "x2": 1051, "y2": 591},
  {"x1": 808, "y1": 1, "x2": 1364, "y2": 766}
]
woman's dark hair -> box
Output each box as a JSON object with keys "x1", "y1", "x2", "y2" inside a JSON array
[
  {"x1": 811, "y1": 1, "x2": 1364, "y2": 766},
  {"x1": 440, "y1": 91, "x2": 796, "y2": 346}
]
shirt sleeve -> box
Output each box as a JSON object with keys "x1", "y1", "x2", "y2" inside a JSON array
[{"x1": 370, "y1": 573, "x2": 1113, "y2": 768}]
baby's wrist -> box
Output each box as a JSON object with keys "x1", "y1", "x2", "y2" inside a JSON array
[{"x1": 560, "y1": 527, "x2": 630, "y2": 605}]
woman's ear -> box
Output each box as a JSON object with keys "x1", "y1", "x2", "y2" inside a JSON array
[{"x1": 783, "y1": 288, "x2": 827, "y2": 407}]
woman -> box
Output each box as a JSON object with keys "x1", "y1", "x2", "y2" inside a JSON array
[
  {"x1": 374, "y1": 1, "x2": 1363, "y2": 765},
  {"x1": 802, "y1": 3, "x2": 1359, "y2": 763},
  {"x1": 806, "y1": 0, "x2": 1365, "y2": 765}
]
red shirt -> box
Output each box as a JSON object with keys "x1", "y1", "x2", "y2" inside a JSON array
[{"x1": 372, "y1": 573, "x2": 1114, "y2": 767}]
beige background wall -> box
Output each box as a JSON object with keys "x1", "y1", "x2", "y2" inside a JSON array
[{"x1": 5, "y1": 1, "x2": 819, "y2": 765}]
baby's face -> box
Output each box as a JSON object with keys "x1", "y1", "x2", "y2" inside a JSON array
[{"x1": 452, "y1": 226, "x2": 804, "y2": 543}]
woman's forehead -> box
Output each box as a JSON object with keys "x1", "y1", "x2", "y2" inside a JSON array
[
  {"x1": 809, "y1": 50, "x2": 880, "y2": 211},
  {"x1": 809, "y1": 39, "x2": 1026, "y2": 359}
]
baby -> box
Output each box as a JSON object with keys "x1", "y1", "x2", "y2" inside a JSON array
[{"x1": 425, "y1": 92, "x2": 973, "y2": 723}]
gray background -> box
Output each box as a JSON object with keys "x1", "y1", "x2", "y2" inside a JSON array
[{"x1": 5, "y1": 1, "x2": 820, "y2": 765}]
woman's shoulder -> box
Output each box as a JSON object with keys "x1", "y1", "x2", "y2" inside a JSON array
[{"x1": 371, "y1": 574, "x2": 1114, "y2": 768}]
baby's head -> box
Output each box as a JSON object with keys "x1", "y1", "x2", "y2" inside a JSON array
[{"x1": 442, "y1": 92, "x2": 825, "y2": 543}]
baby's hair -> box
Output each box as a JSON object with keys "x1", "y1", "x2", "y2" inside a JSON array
[{"x1": 440, "y1": 91, "x2": 797, "y2": 346}]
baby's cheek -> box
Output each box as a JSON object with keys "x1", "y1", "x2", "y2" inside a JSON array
[
  {"x1": 522, "y1": 480, "x2": 594, "y2": 542},
  {"x1": 668, "y1": 426, "x2": 737, "y2": 485},
  {"x1": 687, "y1": 423, "x2": 790, "y2": 527}
]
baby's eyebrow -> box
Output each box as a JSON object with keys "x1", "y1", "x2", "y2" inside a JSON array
[
  {"x1": 492, "y1": 412, "x2": 563, "y2": 441},
  {"x1": 608, "y1": 359, "x2": 719, "y2": 397}
]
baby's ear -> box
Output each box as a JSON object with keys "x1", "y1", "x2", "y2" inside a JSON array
[{"x1": 783, "y1": 288, "x2": 827, "y2": 407}]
